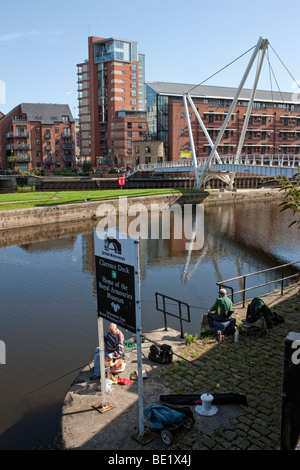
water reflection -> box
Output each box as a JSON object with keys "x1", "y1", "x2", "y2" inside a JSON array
[{"x1": 0, "y1": 200, "x2": 299, "y2": 449}]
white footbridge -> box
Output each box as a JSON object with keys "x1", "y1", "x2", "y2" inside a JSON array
[
  {"x1": 135, "y1": 36, "x2": 300, "y2": 189},
  {"x1": 135, "y1": 154, "x2": 299, "y2": 188}
]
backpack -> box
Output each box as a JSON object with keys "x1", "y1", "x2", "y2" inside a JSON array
[
  {"x1": 246, "y1": 297, "x2": 284, "y2": 329},
  {"x1": 149, "y1": 344, "x2": 173, "y2": 364}
]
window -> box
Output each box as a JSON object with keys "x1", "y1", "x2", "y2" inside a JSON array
[
  {"x1": 131, "y1": 73, "x2": 136, "y2": 79},
  {"x1": 62, "y1": 116, "x2": 69, "y2": 124},
  {"x1": 131, "y1": 64, "x2": 137, "y2": 71},
  {"x1": 131, "y1": 81, "x2": 136, "y2": 88},
  {"x1": 127, "y1": 131, "x2": 132, "y2": 137},
  {"x1": 132, "y1": 99, "x2": 137, "y2": 105},
  {"x1": 36, "y1": 126, "x2": 40, "y2": 133},
  {"x1": 55, "y1": 127, "x2": 59, "y2": 133},
  {"x1": 127, "y1": 122, "x2": 132, "y2": 129}
]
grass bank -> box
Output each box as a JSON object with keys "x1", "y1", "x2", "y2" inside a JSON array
[{"x1": 0, "y1": 188, "x2": 199, "y2": 211}]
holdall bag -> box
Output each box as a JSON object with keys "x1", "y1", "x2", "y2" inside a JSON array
[{"x1": 149, "y1": 344, "x2": 173, "y2": 364}]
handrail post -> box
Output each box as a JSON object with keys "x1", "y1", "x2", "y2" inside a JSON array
[
  {"x1": 163, "y1": 295, "x2": 167, "y2": 331},
  {"x1": 281, "y1": 266, "x2": 285, "y2": 295},
  {"x1": 179, "y1": 302, "x2": 183, "y2": 339},
  {"x1": 243, "y1": 276, "x2": 246, "y2": 307}
]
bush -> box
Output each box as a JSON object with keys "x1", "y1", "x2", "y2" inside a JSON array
[{"x1": 17, "y1": 185, "x2": 36, "y2": 192}]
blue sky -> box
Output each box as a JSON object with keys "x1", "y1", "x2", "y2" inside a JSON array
[{"x1": 1, "y1": 0, "x2": 300, "y2": 117}]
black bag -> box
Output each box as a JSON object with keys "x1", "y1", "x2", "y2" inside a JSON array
[
  {"x1": 214, "y1": 318, "x2": 236, "y2": 336},
  {"x1": 149, "y1": 344, "x2": 173, "y2": 364}
]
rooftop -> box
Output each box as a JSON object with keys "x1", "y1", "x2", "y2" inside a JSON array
[
  {"x1": 146, "y1": 81, "x2": 296, "y2": 104},
  {"x1": 3, "y1": 103, "x2": 74, "y2": 125}
]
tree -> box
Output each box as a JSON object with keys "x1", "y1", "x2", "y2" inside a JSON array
[
  {"x1": 273, "y1": 171, "x2": 300, "y2": 228},
  {"x1": 82, "y1": 161, "x2": 94, "y2": 175}
]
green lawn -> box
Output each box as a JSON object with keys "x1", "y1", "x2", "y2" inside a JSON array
[{"x1": 0, "y1": 188, "x2": 200, "y2": 211}]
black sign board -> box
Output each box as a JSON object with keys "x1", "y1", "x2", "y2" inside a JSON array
[{"x1": 94, "y1": 230, "x2": 139, "y2": 333}]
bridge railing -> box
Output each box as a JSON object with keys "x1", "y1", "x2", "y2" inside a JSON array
[
  {"x1": 135, "y1": 154, "x2": 300, "y2": 172},
  {"x1": 217, "y1": 261, "x2": 300, "y2": 307}
]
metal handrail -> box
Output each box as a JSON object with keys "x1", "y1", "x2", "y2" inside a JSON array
[
  {"x1": 155, "y1": 292, "x2": 190, "y2": 338},
  {"x1": 217, "y1": 261, "x2": 300, "y2": 307}
]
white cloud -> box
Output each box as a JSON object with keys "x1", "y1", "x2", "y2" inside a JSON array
[
  {"x1": 0, "y1": 30, "x2": 40, "y2": 42},
  {"x1": 0, "y1": 30, "x2": 65, "y2": 43}
]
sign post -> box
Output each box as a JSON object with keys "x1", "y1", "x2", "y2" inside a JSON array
[{"x1": 93, "y1": 228, "x2": 143, "y2": 432}]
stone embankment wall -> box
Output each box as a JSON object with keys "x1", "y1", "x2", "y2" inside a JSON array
[{"x1": 0, "y1": 190, "x2": 284, "y2": 231}]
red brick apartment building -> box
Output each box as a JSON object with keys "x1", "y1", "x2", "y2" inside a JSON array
[
  {"x1": 0, "y1": 103, "x2": 75, "y2": 172},
  {"x1": 77, "y1": 36, "x2": 147, "y2": 167},
  {"x1": 146, "y1": 82, "x2": 300, "y2": 161}
]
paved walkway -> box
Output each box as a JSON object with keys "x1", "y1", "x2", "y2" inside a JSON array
[{"x1": 61, "y1": 282, "x2": 300, "y2": 451}]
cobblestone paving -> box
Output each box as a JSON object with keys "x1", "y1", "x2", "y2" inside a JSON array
[{"x1": 160, "y1": 287, "x2": 300, "y2": 450}]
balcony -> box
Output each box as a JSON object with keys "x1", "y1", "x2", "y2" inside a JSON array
[
  {"x1": 7, "y1": 155, "x2": 32, "y2": 163},
  {"x1": 5, "y1": 131, "x2": 29, "y2": 139},
  {"x1": 63, "y1": 155, "x2": 74, "y2": 162},
  {"x1": 63, "y1": 143, "x2": 74, "y2": 150},
  {"x1": 62, "y1": 131, "x2": 73, "y2": 139},
  {"x1": 44, "y1": 133, "x2": 52, "y2": 139},
  {"x1": 45, "y1": 145, "x2": 52, "y2": 151},
  {"x1": 6, "y1": 144, "x2": 31, "y2": 151},
  {"x1": 44, "y1": 157, "x2": 54, "y2": 165}
]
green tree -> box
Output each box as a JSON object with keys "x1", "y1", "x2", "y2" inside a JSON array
[
  {"x1": 273, "y1": 171, "x2": 300, "y2": 228},
  {"x1": 82, "y1": 161, "x2": 94, "y2": 175}
]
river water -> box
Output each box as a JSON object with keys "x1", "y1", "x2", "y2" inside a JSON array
[{"x1": 0, "y1": 199, "x2": 299, "y2": 449}]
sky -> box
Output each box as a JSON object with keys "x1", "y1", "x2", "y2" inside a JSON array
[{"x1": 1, "y1": 0, "x2": 300, "y2": 117}]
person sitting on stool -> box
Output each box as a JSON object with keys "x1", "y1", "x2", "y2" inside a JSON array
[
  {"x1": 207, "y1": 288, "x2": 233, "y2": 329},
  {"x1": 90, "y1": 323, "x2": 124, "y2": 380}
]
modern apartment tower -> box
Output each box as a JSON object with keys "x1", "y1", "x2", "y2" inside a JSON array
[{"x1": 77, "y1": 36, "x2": 147, "y2": 167}]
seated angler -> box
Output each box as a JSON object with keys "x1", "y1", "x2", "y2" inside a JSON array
[
  {"x1": 91, "y1": 323, "x2": 125, "y2": 380},
  {"x1": 207, "y1": 288, "x2": 233, "y2": 329}
]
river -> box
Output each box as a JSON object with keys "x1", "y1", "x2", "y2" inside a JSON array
[{"x1": 0, "y1": 199, "x2": 299, "y2": 449}]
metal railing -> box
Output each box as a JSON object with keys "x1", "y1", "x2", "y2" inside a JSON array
[
  {"x1": 136, "y1": 154, "x2": 300, "y2": 172},
  {"x1": 217, "y1": 261, "x2": 300, "y2": 307},
  {"x1": 155, "y1": 292, "x2": 190, "y2": 338}
]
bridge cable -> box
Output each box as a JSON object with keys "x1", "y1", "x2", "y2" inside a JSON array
[
  {"x1": 269, "y1": 43, "x2": 300, "y2": 91},
  {"x1": 266, "y1": 47, "x2": 275, "y2": 106},
  {"x1": 187, "y1": 44, "x2": 257, "y2": 94}
]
